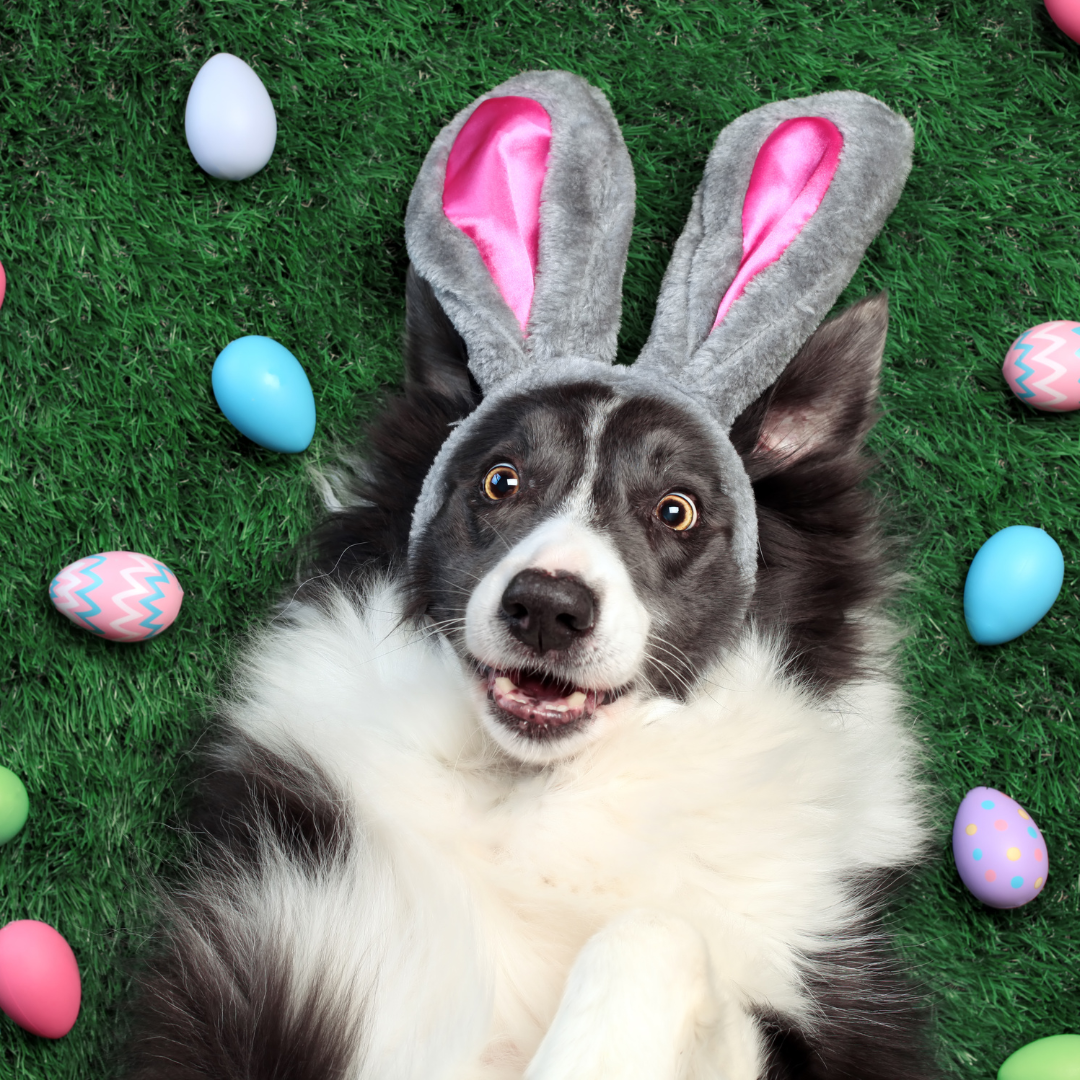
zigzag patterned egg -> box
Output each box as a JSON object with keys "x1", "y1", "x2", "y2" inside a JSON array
[
  {"x1": 48, "y1": 551, "x2": 183, "y2": 642},
  {"x1": 1003, "y1": 321, "x2": 1080, "y2": 412}
]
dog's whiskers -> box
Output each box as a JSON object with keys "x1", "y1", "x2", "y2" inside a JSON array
[{"x1": 643, "y1": 643, "x2": 697, "y2": 700}]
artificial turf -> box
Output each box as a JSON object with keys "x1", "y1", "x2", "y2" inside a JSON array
[{"x1": 1, "y1": 0, "x2": 1079, "y2": 1075}]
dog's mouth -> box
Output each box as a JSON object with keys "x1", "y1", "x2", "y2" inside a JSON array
[{"x1": 479, "y1": 665, "x2": 619, "y2": 738}]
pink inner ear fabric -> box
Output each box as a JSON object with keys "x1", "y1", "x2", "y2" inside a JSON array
[
  {"x1": 712, "y1": 116, "x2": 843, "y2": 330},
  {"x1": 443, "y1": 96, "x2": 552, "y2": 332}
]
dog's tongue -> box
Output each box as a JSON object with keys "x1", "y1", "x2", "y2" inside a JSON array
[{"x1": 487, "y1": 669, "x2": 597, "y2": 727}]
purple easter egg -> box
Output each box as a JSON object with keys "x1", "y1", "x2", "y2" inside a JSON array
[{"x1": 952, "y1": 787, "x2": 1048, "y2": 909}]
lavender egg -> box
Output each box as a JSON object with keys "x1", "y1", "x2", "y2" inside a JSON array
[{"x1": 952, "y1": 787, "x2": 1048, "y2": 908}]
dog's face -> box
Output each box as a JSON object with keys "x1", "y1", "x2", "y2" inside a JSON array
[
  {"x1": 354, "y1": 277, "x2": 890, "y2": 765},
  {"x1": 411, "y1": 381, "x2": 752, "y2": 764}
]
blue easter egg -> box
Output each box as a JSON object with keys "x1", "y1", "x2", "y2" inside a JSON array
[
  {"x1": 964, "y1": 526, "x2": 1064, "y2": 645},
  {"x1": 212, "y1": 336, "x2": 316, "y2": 453}
]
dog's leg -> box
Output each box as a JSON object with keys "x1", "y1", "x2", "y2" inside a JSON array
[{"x1": 524, "y1": 910, "x2": 759, "y2": 1080}]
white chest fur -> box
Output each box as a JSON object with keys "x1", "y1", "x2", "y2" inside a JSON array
[{"x1": 221, "y1": 580, "x2": 926, "y2": 1080}]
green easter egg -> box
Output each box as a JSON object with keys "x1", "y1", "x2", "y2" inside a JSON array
[
  {"x1": 999, "y1": 1034, "x2": 1080, "y2": 1080},
  {"x1": 0, "y1": 766, "x2": 29, "y2": 843}
]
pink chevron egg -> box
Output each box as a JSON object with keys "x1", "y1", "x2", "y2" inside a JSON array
[
  {"x1": 1003, "y1": 321, "x2": 1080, "y2": 412},
  {"x1": 48, "y1": 551, "x2": 183, "y2": 642}
]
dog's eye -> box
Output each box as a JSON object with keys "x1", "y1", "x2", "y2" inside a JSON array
[
  {"x1": 483, "y1": 463, "x2": 520, "y2": 500},
  {"x1": 655, "y1": 492, "x2": 698, "y2": 531}
]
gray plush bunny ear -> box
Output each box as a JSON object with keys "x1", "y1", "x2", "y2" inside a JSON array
[
  {"x1": 636, "y1": 91, "x2": 912, "y2": 429},
  {"x1": 405, "y1": 70, "x2": 635, "y2": 394}
]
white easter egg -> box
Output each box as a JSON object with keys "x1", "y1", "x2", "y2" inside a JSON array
[{"x1": 185, "y1": 53, "x2": 277, "y2": 181}]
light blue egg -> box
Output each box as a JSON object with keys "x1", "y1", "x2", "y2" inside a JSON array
[
  {"x1": 964, "y1": 526, "x2": 1064, "y2": 645},
  {"x1": 212, "y1": 336, "x2": 316, "y2": 453}
]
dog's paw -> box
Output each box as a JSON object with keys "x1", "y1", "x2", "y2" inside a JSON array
[{"x1": 524, "y1": 910, "x2": 715, "y2": 1080}]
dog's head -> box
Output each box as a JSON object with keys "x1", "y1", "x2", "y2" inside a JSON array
[
  {"x1": 407, "y1": 273, "x2": 889, "y2": 763},
  {"x1": 397, "y1": 71, "x2": 910, "y2": 763}
]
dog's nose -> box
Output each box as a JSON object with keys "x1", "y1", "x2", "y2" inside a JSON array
[{"x1": 500, "y1": 570, "x2": 596, "y2": 654}]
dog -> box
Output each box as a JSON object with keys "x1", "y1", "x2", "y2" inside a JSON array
[{"x1": 122, "y1": 72, "x2": 935, "y2": 1079}]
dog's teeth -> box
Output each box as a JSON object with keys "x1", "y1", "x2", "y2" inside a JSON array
[
  {"x1": 495, "y1": 677, "x2": 515, "y2": 694},
  {"x1": 566, "y1": 691, "x2": 586, "y2": 708}
]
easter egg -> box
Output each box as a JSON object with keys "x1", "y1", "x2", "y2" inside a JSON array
[
  {"x1": 1003, "y1": 321, "x2": 1080, "y2": 412},
  {"x1": 0, "y1": 767, "x2": 28, "y2": 844},
  {"x1": 0, "y1": 921, "x2": 81, "y2": 1038},
  {"x1": 1045, "y1": 0, "x2": 1080, "y2": 45},
  {"x1": 0, "y1": 259, "x2": 6, "y2": 312},
  {"x1": 963, "y1": 526, "x2": 1063, "y2": 645},
  {"x1": 49, "y1": 551, "x2": 183, "y2": 642},
  {"x1": 953, "y1": 787, "x2": 1048, "y2": 909},
  {"x1": 185, "y1": 53, "x2": 277, "y2": 181},
  {"x1": 212, "y1": 336, "x2": 316, "y2": 453},
  {"x1": 999, "y1": 1034, "x2": 1080, "y2": 1080}
]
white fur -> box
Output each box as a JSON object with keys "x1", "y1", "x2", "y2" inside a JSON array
[
  {"x1": 525, "y1": 910, "x2": 739, "y2": 1080},
  {"x1": 558, "y1": 396, "x2": 621, "y2": 523},
  {"x1": 217, "y1": 577, "x2": 927, "y2": 1080}
]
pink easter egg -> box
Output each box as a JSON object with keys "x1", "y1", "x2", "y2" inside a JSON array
[
  {"x1": 48, "y1": 550, "x2": 183, "y2": 642},
  {"x1": 0, "y1": 260, "x2": 6, "y2": 312},
  {"x1": 1003, "y1": 321, "x2": 1080, "y2": 412},
  {"x1": 0, "y1": 920, "x2": 81, "y2": 1038},
  {"x1": 952, "y1": 787, "x2": 1048, "y2": 909},
  {"x1": 1045, "y1": 0, "x2": 1080, "y2": 44}
]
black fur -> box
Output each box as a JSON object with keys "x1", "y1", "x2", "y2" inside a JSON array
[
  {"x1": 121, "y1": 740, "x2": 360, "y2": 1080},
  {"x1": 754, "y1": 871, "x2": 937, "y2": 1080},
  {"x1": 758, "y1": 952, "x2": 935, "y2": 1080},
  {"x1": 732, "y1": 293, "x2": 892, "y2": 693},
  {"x1": 757, "y1": 883, "x2": 936, "y2": 1079},
  {"x1": 189, "y1": 734, "x2": 352, "y2": 872},
  {"x1": 123, "y1": 911, "x2": 364, "y2": 1080}
]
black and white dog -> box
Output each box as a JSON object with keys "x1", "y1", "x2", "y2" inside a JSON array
[{"x1": 123, "y1": 73, "x2": 935, "y2": 1079}]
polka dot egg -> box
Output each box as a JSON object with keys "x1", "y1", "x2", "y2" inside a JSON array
[{"x1": 952, "y1": 787, "x2": 1048, "y2": 909}]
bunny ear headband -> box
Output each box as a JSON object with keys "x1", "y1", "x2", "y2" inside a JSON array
[{"x1": 405, "y1": 70, "x2": 912, "y2": 584}]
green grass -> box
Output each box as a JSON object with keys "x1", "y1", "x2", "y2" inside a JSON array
[{"x1": 2, "y1": 0, "x2": 1079, "y2": 1075}]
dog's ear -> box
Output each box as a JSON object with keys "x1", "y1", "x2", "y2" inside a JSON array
[
  {"x1": 730, "y1": 293, "x2": 887, "y2": 479},
  {"x1": 634, "y1": 93, "x2": 910, "y2": 432},
  {"x1": 404, "y1": 263, "x2": 481, "y2": 409}
]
